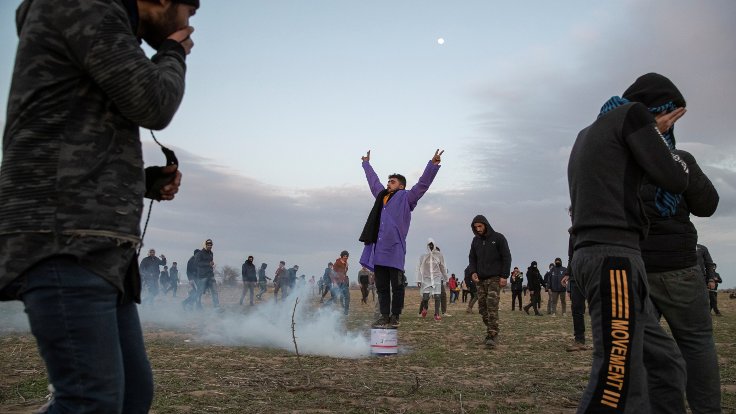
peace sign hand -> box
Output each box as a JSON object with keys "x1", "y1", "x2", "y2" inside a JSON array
[
  {"x1": 432, "y1": 149, "x2": 445, "y2": 165},
  {"x1": 361, "y1": 150, "x2": 371, "y2": 162}
]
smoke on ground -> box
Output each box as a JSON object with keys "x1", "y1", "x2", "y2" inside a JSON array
[{"x1": 0, "y1": 284, "x2": 371, "y2": 358}]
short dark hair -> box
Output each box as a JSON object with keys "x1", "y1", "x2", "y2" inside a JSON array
[{"x1": 388, "y1": 173, "x2": 406, "y2": 187}]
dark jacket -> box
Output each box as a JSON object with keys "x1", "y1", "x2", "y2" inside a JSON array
[
  {"x1": 547, "y1": 265, "x2": 567, "y2": 292},
  {"x1": 509, "y1": 271, "x2": 523, "y2": 292},
  {"x1": 195, "y1": 249, "x2": 214, "y2": 279},
  {"x1": 467, "y1": 215, "x2": 512, "y2": 280},
  {"x1": 186, "y1": 250, "x2": 199, "y2": 281},
  {"x1": 640, "y1": 150, "x2": 719, "y2": 273},
  {"x1": 526, "y1": 266, "x2": 543, "y2": 292},
  {"x1": 696, "y1": 244, "x2": 717, "y2": 283},
  {"x1": 241, "y1": 260, "x2": 257, "y2": 282},
  {"x1": 257, "y1": 264, "x2": 268, "y2": 282},
  {"x1": 140, "y1": 255, "x2": 166, "y2": 278},
  {"x1": 0, "y1": 0, "x2": 188, "y2": 294},
  {"x1": 169, "y1": 266, "x2": 179, "y2": 283},
  {"x1": 568, "y1": 101, "x2": 689, "y2": 251}
]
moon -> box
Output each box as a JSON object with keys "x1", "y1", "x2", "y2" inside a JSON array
[{"x1": 437, "y1": 38, "x2": 445, "y2": 45}]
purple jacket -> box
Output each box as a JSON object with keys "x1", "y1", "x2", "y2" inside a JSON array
[{"x1": 359, "y1": 160, "x2": 440, "y2": 272}]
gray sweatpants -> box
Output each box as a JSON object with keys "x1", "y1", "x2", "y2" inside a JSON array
[
  {"x1": 648, "y1": 265, "x2": 721, "y2": 413},
  {"x1": 572, "y1": 245, "x2": 685, "y2": 414}
]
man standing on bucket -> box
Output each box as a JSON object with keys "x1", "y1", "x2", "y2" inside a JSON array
[{"x1": 359, "y1": 149, "x2": 443, "y2": 328}]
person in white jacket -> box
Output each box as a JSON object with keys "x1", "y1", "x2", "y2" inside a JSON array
[{"x1": 416, "y1": 238, "x2": 448, "y2": 321}]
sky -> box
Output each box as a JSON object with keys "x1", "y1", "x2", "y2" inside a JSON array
[{"x1": 1, "y1": 1, "x2": 735, "y2": 288}]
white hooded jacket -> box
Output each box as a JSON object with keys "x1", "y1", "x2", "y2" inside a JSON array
[{"x1": 415, "y1": 238, "x2": 448, "y2": 295}]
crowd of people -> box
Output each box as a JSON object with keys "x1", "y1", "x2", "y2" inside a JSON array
[{"x1": 0, "y1": 0, "x2": 728, "y2": 410}]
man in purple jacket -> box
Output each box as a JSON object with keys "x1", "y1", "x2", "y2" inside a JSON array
[{"x1": 359, "y1": 149, "x2": 443, "y2": 328}]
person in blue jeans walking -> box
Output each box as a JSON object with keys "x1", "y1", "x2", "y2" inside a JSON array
[{"x1": 0, "y1": 1, "x2": 199, "y2": 412}]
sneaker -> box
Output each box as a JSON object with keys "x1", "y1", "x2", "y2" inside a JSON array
[
  {"x1": 434, "y1": 314, "x2": 441, "y2": 321},
  {"x1": 466, "y1": 308, "x2": 473, "y2": 314},
  {"x1": 484, "y1": 336, "x2": 496, "y2": 348},
  {"x1": 443, "y1": 313, "x2": 452, "y2": 317},
  {"x1": 389, "y1": 314, "x2": 400, "y2": 327},
  {"x1": 372, "y1": 315, "x2": 390, "y2": 328},
  {"x1": 421, "y1": 309, "x2": 427, "y2": 318}
]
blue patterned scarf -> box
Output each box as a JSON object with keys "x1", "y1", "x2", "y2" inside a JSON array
[{"x1": 599, "y1": 96, "x2": 682, "y2": 217}]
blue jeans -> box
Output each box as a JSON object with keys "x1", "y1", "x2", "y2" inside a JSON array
[{"x1": 21, "y1": 257, "x2": 153, "y2": 413}]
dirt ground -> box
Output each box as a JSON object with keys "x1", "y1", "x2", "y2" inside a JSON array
[{"x1": 1, "y1": 286, "x2": 735, "y2": 413}]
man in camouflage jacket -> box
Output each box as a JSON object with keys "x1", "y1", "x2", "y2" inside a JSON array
[{"x1": 0, "y1": 0, "x2": 199, "y2": 412}]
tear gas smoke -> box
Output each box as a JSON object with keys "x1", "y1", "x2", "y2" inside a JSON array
[
  {"x1": 0, "y1": 284, "x2": 371, "y2": 358},
  {"x1": 137, "y1": 282, "x2": 371, "y2": 358}
]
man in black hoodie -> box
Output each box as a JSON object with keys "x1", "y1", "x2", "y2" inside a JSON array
[
  {"x1": 523, "y1": 261, "x2": 544, "y2": 316},
  {"x1": 468, "y1": 215, "x2": 511, "y2": 348},
  {"x1": 641, "y1": 143, "x2": 720, "y2": 414},
  {"x1": 568, "y1": 73, "x2": 690, "y2": 413},
  {"x1": 240, "y1": 256, "x2": 258, "y2": 306}
]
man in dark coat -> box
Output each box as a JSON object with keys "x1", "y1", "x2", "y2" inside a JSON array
[
  {"x1": 468, "y1": 215, "x2": 511, "y2": 348},
  {"x1": 240, "y1": 256, "x2": 258, "y2": 306},
  {"x1": 523, "y1": 261, "x2": 544, "y2": 316},
  {"x1": 568, "y1": 73, "x2": 690, "y2": 412},
  {"x1": 0, "y1": 1, "x2": 199, "y2": 411}
]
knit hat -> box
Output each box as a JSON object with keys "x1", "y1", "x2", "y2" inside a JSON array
[
  {"x1": 622, "y1": 73, "x2": 686, "y2": 109},
  {"x1": 531, "y1": 261, "x2": 537, "y2": 267},
  {"x1": 173, "y1": 0, "x2": 200, "y2": 8}
]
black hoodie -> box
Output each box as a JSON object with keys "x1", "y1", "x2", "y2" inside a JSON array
[
  {"x1": 568, "y1": 73, "x2": 689, "y2": 251},
  {"x1": 468, "y1": 215, "x2": 512, "y2": 280}
]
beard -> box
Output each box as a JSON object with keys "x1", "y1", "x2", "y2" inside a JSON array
[{"x1": 141, "y1": 6, "x2": 181, "y2": 50}]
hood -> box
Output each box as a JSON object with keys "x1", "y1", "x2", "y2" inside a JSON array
[
  {"x1": 426, "y1": 237, "x2": 438, "y2": 253},
  {"x1": 471, "y1": 215, "x2": 494, "y2": 236},
  {"x1": 16, "y1": 0, "x2": 32, "y2": 35},
  {"x1": 622, "y1": 73, "x2": 686, "y2": 109}
]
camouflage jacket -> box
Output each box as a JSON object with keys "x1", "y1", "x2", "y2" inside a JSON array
[{"x1": 0, "y1": 0, "x2": 187, "y2": 298}]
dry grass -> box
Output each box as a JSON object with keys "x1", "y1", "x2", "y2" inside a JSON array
[{"x1": 1, "y1": 287, "x2": 734, "y2": 413}]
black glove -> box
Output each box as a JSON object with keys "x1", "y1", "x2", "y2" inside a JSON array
[{"x1": 145, "y1": 166, "x2": 177, "y2": 200}]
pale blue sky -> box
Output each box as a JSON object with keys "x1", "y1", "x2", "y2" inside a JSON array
[{"x1": 1, "y1": 1, "x2": 735, "y2": 288}]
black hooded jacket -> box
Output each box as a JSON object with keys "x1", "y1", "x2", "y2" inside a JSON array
[
  {"x1": 468, "y1": 215, "x2": 512, "y2": 280},
  {"x1": 640, "y1": 149, "x2": 719, "y2": 273},
  {"x1": 526, "y1": 265, "x2": 543, "y2": 291}
]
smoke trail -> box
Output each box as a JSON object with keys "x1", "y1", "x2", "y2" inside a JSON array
[{"x1": 138, "y1": 283, "x2": 371, "y2": 358}]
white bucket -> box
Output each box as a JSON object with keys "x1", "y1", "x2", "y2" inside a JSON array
[{"x1": 370, "y1": 328, "x2": 398, "y2": 355}]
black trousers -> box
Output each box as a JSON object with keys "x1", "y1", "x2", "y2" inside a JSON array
[
  {"x1": 569, "y1": 280, "x2": 586, "y2": 343},
  {"x1": 709, "y1": 290, "x2": 720, "y2": 314},
  {"x1": 511, "y1": 290, "x2": 522, "y2": 309},
  {"x1": 374, "y1": 265, "x2": 405, "y2": 316}
]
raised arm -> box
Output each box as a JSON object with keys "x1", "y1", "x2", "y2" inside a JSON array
[
  {"x1": 624, "y1": 104, "x2": 689, "y2": 193},
  {"x1": 407, "y1": 149, "x2": 443, "y2": 208},
  {"x1": 361, "y1": 150, "x2": 385, "y2": 197}
]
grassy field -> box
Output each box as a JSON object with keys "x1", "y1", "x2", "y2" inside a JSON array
[{"x1": 1, "y1": 286, "x2": 734, "y2": 413}]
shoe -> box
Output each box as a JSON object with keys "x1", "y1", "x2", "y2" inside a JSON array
[
  {"x1": 372, "y1": 315, "x2": 390, "y2": 328},
  {"x1": 389, "y1": 314, "x2": 400, "y2": 327},
  {"x1": 484, "y1": 336, "x2": 496, "y2": 348},
  {"x1": 715, "y1": 313, "x2": 723, "y2": 317},
  {"x1": 466, "y1": 308, "x2": 473, "y2": 314},
  {"x1": 421, "y1": 309, "x2": 427, "y2": 318},
  {"x1": 443, "y1": 313, "x2": 452, "y2": 317},
  {"x1": 566, "y1": 342, "x2": 591, "y2": 352},
  {"x1": 524, "y1": 307, "x2": 530, "y2": 315},
  {"x1": 434, "y1": 314, "x2": 441, "y2": 321},
  {"x1": 535, "y1": 313, "x2": 543, "y2": 317}
]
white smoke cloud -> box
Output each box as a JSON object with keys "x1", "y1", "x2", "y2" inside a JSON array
[{"x1": 137, "y1": 283, "x2": 371, "y2": 358}]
